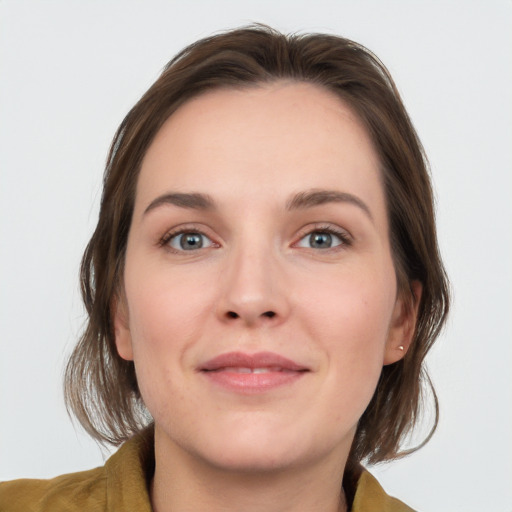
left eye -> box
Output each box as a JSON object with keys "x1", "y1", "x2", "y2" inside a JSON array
[
  {"x1": 296, "y1": 230, "x2": 345, "y2": 250},
  {"x1": 167, "y1": 232, "x2": 214, "y2": 251}
]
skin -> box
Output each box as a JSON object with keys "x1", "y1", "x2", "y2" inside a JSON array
[{"x1": 114, "y1": 82, "x2": 419, "y2": 512}]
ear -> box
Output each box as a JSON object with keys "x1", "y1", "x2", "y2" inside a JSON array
[
  {"x1": 383, "y1": 280, "x2": 422, "y2": 365},
  {"x1": 112, "y1": 293, "x2": 134, "y2": 361}
]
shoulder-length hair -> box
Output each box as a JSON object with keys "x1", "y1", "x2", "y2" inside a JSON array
[{"x1": 65, "y1": 25, "x2": 449, "y2": 465}]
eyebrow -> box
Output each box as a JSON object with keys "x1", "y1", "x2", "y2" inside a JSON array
[
  {"x1": 286, "y1": 189, "x2": 373, "y2": 221},
  {"x1": 143, "y1": 188, "x2": 373, "y2": 221},
  {"x1": 144, "y1": 192, "x2": 215, "y2": 215}
]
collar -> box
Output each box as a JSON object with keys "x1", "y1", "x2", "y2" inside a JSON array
[{"x1": 105, "y1": 427, "x2": 414, "y2": 511}]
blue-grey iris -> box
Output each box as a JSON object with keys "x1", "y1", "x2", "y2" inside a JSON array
[
  {"x1": 309, "y1": 232, "x2": 332, "y2": 249},
  {"x1": 180, "y1": 233, "x2": 203, "y2": 250}
]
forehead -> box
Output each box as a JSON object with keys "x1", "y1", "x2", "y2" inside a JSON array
[{"x1": 136, "y1": 82, "x2": 385, "y2": 217}]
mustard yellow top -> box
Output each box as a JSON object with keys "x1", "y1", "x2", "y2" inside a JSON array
[{"x1": 0, "y1": 429, "x2": 415, "y2": 512}]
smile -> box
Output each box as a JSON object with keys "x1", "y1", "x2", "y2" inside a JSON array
[
  {"x1": 206, "y1": 367, "x2": 297, "y2": 374},
  {"x1": 199, "y1": 352, "x2": 309, "y2": 393}
]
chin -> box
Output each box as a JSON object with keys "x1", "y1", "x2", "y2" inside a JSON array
[
  {"x1": 195, "y1": 440, "x2": 303, "y2": 474},
  {"x1": 187, "y1": 421, "x2": 342, "y2": 475},
  {"x1": 154, "y1": 406, "x2": 355, "y2": 476}
]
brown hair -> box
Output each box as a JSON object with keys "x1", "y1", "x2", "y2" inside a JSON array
[{"x1": 64, "y1": 24, "x2": 449, "y2": 464}]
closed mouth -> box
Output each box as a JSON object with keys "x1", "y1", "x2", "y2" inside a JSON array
[
  {"x1": 205, "y1": 366, "x2": 301, "y2": 374},
  {"x1": 198, "y1": 352, "x2": 310, "y2": 392},
  {"x1": 199, "y1": 351, "x2": 309, "y2": 373}
]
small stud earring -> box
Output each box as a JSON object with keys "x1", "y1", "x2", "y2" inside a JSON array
[{"x1": 398, "y1": 345, "x2": 404, "y2": 351}]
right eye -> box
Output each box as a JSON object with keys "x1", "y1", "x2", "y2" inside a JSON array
[{"x1": 166, "y1": 231, "x2": 215, "y2": 251}]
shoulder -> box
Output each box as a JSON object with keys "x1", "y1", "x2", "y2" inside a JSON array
[
  {"x1": 0, "y1": 428, "x2": 154, "y2": 512},
  {"x1": 352, "y1": 469, "x2": 416, "y2": 512},
  {"x1": 0, "y1": 466, "x2": 107, "y2": 512}
]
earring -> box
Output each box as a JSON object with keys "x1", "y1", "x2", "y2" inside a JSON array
[{"x1": 398, "y1": 345, "x2": 404, "y2": 351}]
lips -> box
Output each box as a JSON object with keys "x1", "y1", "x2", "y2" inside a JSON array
[
  {"x1": 199, "y1": 351, "x2": 309, "y2": 393},
  {"x1": 200, "y1": 351, "x2": 308, "y2": 372}
]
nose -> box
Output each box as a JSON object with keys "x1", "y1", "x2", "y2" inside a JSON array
[{"x1": 216, "y1": 243, "x2": 290, "y2": 327}]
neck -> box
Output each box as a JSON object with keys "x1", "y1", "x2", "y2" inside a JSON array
[{"x1": 150, "y1": 427, "x2": 349, "y2": 512}]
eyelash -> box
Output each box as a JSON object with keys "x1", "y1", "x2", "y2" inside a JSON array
[
  {"x1": 159, "y1": 226, "x2": 215, "y2": 253},
  {"x1": 294, "y1": 224, "x2": 352, "y2": 250},
  {"x1": 159, "y1": 224, "x2": 352, "y2": 253}
]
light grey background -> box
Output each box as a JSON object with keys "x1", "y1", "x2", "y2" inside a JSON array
[{"x1": 1, "y1": 1, "x2": 511, "y2": 511}]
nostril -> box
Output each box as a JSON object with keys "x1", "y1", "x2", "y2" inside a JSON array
[{"x1": 225, "y1": 310, "x2": 276, "y2": 320}]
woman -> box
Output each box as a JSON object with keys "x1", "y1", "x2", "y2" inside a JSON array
[{"x1": 0, "y1": 25, "x2": 449, "y2": 511}]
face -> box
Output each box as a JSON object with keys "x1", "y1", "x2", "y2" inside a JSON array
[{"x1": 114, "y1": 82, "x2": 416, "y2": 473}]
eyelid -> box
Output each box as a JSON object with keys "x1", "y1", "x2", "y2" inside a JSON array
[
  {"x1": 292, "y1": 223, "x2": 353, "y2": 249},
  {"x1": 157, "y1": 222, "x2": 352, "y2": 253},
  {"x1": 159, "y1": 224, "x2": 220, "y2": 252}
]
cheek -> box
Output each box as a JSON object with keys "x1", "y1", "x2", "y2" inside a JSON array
[
  {"x1": 301, "y1": 267, "x2": 395, "y2": 345},
  {"x1": 123, "y1": 267, "x2": 216, "y2": 399},
  {"x1": 126, "y1": 264, "x2": 215, "y2": 347},
  {"x1": 298, "y1": 267, "x2": 396, "y2": 390}
]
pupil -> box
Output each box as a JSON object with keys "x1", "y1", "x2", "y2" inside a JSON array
[
  {"x1": 310, "y1": 232, "x2": 332, "y2": 249},
  {"x1": 180, "y1": 233, "x2": 203, "y2": 250}
]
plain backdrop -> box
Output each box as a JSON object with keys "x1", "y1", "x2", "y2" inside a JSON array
[{"x1": 1, "y1": 1, "x2": 511, "y2": 511}]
